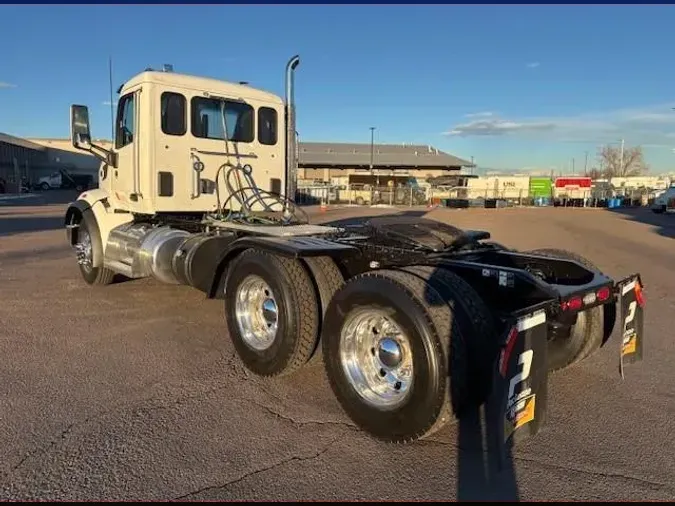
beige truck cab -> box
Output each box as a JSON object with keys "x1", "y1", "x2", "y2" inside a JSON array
[{"x1": 71, "y1": 66, "x2": 290, "y2": 216}]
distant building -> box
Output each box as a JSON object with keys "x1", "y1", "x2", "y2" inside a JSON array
[
  {"x1": 0, "y1": 133, "x2": 49, "y2": 192},
  {"x1": 2, "y1": 133, "x2": 473, "y2": 190},
  {"x1": 27, "y1": 138, "x2": 112, "y2": 175},
  {"x1": 298, "y1": 142, "x2": 472, "y2": 182}
]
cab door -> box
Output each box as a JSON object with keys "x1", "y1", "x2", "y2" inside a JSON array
[{"x1": 112, "y1": 87, "x2": 142, "y2": 209}]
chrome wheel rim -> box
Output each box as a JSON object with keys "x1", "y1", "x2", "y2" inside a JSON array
[
  {"x1": 235, "y1": 275, "x2": 279, "y2": 351},
  {"x1": 339, "y1": 308, "x2": 414, "y2": 410},
  {"x1": 75, "y1": 227, "x2": 93, "y2": 272}
]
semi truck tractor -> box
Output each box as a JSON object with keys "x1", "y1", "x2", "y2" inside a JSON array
[{"x1": 63, "y1": 55, "x2": 645, "y2": 447}]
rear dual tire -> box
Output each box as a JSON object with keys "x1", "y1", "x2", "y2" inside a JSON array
[
  {"x1": 224, "y1": 249, "x2": 321, "y2": 377},
  {"x1": 321, "y1": 267, "x2": 495, "y2": 443}
]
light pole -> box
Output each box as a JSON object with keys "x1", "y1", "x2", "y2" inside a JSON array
[{"x1": 369, "y1": 127, "x2": 377, "y2": 185}]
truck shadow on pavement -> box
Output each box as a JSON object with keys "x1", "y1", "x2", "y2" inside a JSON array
[
  {"x1": 0, "y1": 215, "x2": 65, "y2": 237},
  {"x1": 454, "y1": 407, "x2": 519, "y2": 501},
  {"x1": 606, "y1": 207, "x2": 675, "y2": 239}
]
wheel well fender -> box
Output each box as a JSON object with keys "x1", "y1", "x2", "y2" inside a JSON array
[
  {"x1": 207, "y1": 246, "x2": 248, "y2": 299},
  {"x1": 78, "y1": 208, "x2": 105, "y2": 269},
  {"x1": 206, "y1": 235, "x2": 357, "y2": 299},
  {"x1": 65, "y1": 199, "x2": 91, "y2": 245}
]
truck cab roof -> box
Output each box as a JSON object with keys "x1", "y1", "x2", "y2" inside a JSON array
[{"x1": 119, "y1": 70, "x2": 284, "y2": 106}]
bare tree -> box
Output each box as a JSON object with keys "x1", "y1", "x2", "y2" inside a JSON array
[
  {"x1": 588, "y1": 167, "x2": 603, "y2": 180},
  {"x1": 597, "y1": 144, "x2": 648, "y2": 177}
]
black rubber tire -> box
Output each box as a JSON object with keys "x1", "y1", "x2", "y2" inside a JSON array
[
  {"x1": 355, "y1": 196, "x2": 365, "y2": 206},
  {"x1": 302, "y1": 256, "x2": 344, "y2": 364},
  {"x1": 401, "y1": 266, "x2": 498, "y2": 413},
  {"x1": 224, "y1": 249, "x2": 320, "y2": 377},
  {"x1": 322, "y1": 269, "x2": 454, "y2": 443},
  {"x1": 77, "y1": 212, "x2": 115, "y2": 286},
  {"x1": 526, "y1": 248, "x2": 614, "y2": 371}
]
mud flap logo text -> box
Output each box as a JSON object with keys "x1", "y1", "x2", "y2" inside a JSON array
[
  {"x1": 504, "y1": 350, "x2": 536, "y2": 441},
  {"x1": 622, "y1": 300, "x2": 637, "y2": 357}
]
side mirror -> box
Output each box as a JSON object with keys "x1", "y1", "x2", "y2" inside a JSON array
[{"x1": 71, "y1": 104, "x2": 92, "y2": 150}]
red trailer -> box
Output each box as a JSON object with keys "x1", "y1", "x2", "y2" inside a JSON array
[{"x1": 554, "y1": 176, "x2": 592, "y2": 201}]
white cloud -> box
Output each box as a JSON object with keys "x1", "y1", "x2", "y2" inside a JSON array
[
  {"x1": 102, "y1": 100, "x2": 118, "y2": 106},
  {"x1": 526, "y1": 62, "x2": 540, "y2": 69},
  {"x1": 445, "y1": 102, "x2": 675, "y2": 148},
  {"x1": 464, "y1": 111, "x2": 494, "y2": 118},
  {"x1": 0, "y1": 82, "x2": 17, "y2": 89}
]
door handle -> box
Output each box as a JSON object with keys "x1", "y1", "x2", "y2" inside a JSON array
[{"x1": 190, "y1": 153, "x2": 204, "y2": 199}]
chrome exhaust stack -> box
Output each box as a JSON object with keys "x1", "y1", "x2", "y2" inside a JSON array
[{"x1": 285, "y1": 55, "x2": 300, "y2": 200}]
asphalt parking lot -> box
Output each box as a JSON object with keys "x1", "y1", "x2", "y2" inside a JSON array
[{"x1": 1, "y1": 195, "x2": 674, "y2": 501}]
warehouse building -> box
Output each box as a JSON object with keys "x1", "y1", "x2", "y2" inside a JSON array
[
  {"x1": 0, "y1": 133, "x2": 49, "y2": 193},
  {"x1": 1, "y1": 132, "x2": 472, "y2": 191},
  {"x1": 298, "y1": 141, "x2": 471, "y2": 183},
  {"x1": 26, "y1": 137, "x2": 111, "y2": 175}
]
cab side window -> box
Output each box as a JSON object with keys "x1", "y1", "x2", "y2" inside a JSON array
[
  {"x1": 258, "y1": 107, "x2": 278, "y2": 146},
  {"x1": 116, "y1": 93, "x2": 135, "y2": 149},
  {"x1": 191, "y1": 97, "x2": 254, "y2": 143},
  {"x1": 161, "y1": 92, "x2": 186, "y2": 136}
]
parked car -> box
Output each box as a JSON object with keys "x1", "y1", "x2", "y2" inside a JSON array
[{"x1": 38, "y1": 169, "x2": 94, "y2": 191}]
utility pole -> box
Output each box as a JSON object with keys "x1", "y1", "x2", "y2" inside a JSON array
[
  {"x1": 109, "y1": 56, "x2": 115, "y2": 142},
  {"x1": 470, "y1": 155, "x2": 475, "y2": 175},
  {"x1": 572, "y1": 158, "x2": 575, "y2": 175},
  {"x1": 369, "y1": 127, "x2": 375, "y2": 170},
  {"x1": 619, "y1": 138, "x2": 625, "y2": 176},
  {"x1": 584, "y1": 151, "x2": 589, "y2": 175},
  {"x1": 369, "y1": 127, "x2": 377, "y2": 185}
]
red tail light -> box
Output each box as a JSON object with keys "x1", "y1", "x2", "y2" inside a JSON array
[
  {"x1": 568, "y1": 297, "x2": 582, "y2": 311},
  {"x1": 561, "y1": 296, "x2": 583, "y2": 311},
  {"x1": 596, "y1": 286, "x2": 611, "y2": 302},
  {"x1": 635, "y1": 282, "x2": 645, "y2": 307}
]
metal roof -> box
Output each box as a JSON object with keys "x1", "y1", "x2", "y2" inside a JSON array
[
  {"x1": 298, "y1": 142, "x2": 471, "y2": 168},
  {"x1": 0, "y1": 132, "x2": 47, "y2": 152},
  {"x1": 0, "y1": 134, "x2": 471, "y2": 169}
]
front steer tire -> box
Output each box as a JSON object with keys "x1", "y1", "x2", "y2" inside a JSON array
[
  {"x1": 75, "y1": 211, "x2": 115, "y2": 286},
  {"x1": 224, "y1": 249, "x2": 320, "y2": 377},
  {"x1": 321, "y1": 269, "x2": 456, "y2": 443}
]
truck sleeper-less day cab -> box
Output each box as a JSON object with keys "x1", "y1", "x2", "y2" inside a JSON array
[{"x1": 64, "y1": 56, "x2": 645, "y2": 448}]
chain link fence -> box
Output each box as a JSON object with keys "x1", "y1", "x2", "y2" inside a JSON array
[{"x1": 295, "y1": 184, "x2": 662, "y2": 210}]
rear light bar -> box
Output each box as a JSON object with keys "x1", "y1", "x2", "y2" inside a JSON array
[{"x1": 560, "y1": 284, "x2": 613, "y2": 312}]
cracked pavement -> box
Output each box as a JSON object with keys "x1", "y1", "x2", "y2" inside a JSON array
[{"x1": 1, "y1": 197, "x2": 674, "y2": 501}]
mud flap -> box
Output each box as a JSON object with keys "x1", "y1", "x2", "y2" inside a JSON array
[
  {"x1": 486, "y1": 307, "x2": 549, "y2": 466},
  {"x1": 616, "y1": 274, "x2": 645, "y2": 379}
]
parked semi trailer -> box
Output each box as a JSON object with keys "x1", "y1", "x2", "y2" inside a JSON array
[{"x1": 63, "y1": 56, "x2": 645, "y2": 446}]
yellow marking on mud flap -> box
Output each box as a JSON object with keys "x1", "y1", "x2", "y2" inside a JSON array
[
  {"x1": 504, "y1": 394, "x2": 536, "y2": 441},
  {"x1": 622, "y1": 331, "x2": 637, "y2": 356}
]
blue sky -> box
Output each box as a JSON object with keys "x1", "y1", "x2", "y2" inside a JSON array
[{"x1": 2, "y1": 5, "x2": 675, "y2": 174}]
